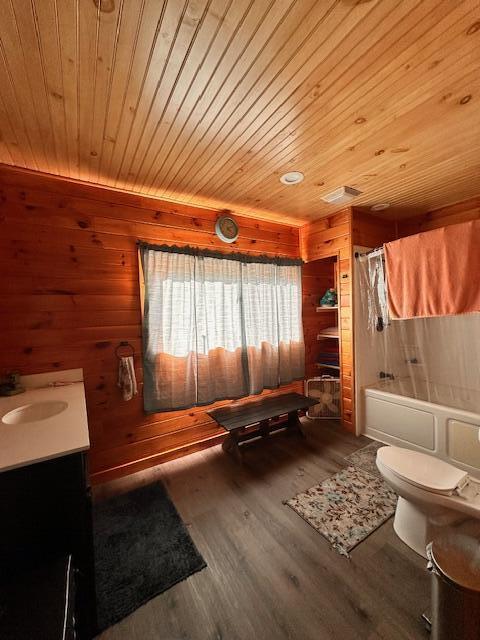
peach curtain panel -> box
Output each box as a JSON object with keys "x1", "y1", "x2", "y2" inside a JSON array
[
  {"x1": 140, "y1": 244, "x2": 304, "y2": 412},
  {"x1": 384, "y1": 220, "x2": 480, "y2": 320}
]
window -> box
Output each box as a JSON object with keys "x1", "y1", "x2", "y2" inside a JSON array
[{"x1": 139, "y1": 243, "x2": 305, "y2": 412}]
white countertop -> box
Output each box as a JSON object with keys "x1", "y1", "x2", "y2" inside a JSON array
[{"x1": 0, "y1": 368, "x2": 90, "y2": 473}]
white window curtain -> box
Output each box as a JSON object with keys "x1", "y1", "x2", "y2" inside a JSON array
[{"x1": 140, "y1": 244, "x2": 305, "y2": 412}]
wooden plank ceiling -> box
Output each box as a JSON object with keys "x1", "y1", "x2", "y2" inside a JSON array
[{"x1": 0, "y1": 0, "x2": 478, "y2": 225}]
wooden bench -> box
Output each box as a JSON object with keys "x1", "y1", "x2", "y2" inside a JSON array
[{"x1": 208, "y1": 392, "x2": 317, "y2": 462}]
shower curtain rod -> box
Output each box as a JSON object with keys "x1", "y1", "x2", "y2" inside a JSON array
[{"x1": 354, "y1": 246, "x2": 385, "y2": 258}]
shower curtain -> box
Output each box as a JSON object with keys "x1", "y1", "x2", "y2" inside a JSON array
[{"x1": 355, "y1": 249, "x2": 480, "y2": 412}]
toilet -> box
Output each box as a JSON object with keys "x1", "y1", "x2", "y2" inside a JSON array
[{"x1": 376, "y1": 446, "x2": 480, "y2": 557}]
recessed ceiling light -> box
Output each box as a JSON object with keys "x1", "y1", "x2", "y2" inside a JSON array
[
  {"x1": 371, "y1": 203, "x2": 391, "y2": 211},
  {"x1": 280, "y1": 171, "x2": 304, "y2": 185},
  {"x1": 321, "y1": 186, "x2": 362, "y2": 204}
]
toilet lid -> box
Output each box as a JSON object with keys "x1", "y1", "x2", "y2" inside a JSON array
[{"x1": 377, "y1": 446, "x2": 468, "y2": 494}]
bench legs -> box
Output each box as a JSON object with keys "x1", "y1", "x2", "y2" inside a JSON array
[
  {"x1": 222, "y1": 412, "x2": 306, "y2": 462},
  {"x1": 222, "y1": 431, "x2": 243, "y2": 464},
  {"x1": 287, "y1": 411, "x2": 306, "y2": 438},
  {"x1": 259, "y1": 419, "x2": 270, "y2": 438}
]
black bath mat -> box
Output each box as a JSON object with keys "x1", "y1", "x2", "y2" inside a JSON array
[{"x1": 93, "y1": 482, "x2": 206, "y2": 632}]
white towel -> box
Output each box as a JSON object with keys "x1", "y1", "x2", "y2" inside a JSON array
[{"x1": 117, "y1": 356, "x2": 138, "y2": 401}]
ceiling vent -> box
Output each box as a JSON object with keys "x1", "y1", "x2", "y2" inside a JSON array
[{"x1": 321, "y1": 186, "x2": 362, "y2": 204}]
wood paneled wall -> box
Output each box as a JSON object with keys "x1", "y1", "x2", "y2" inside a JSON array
[
  {"x1": 398, "y1": 196, "x2": 480, "y2": 236},
  {"x1": 300, "y1": 210, "x2": 353, "y2": 431},
  {"x1": 3, "y1": 162, "x2": 473, "y2": 480},
  {"x1": 351, "y1": 208, "x2": 398, "y2": 248},
  {"x1": 299, "y1": 207, "x2": 400, "y2": 431},
  {"x1": 299, "y1": 197, "x2": 480, "y2": 434},
  {"x1": 351, "y1": 197, "x2": 480, "y2": 248},
  {"x1": 0, "y1": 165, "x2": 302, "y2": 483}
]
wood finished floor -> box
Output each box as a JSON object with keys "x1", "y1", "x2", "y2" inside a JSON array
[{"x1": 94, "y1": 420, "x2": 430, "y2": 640}]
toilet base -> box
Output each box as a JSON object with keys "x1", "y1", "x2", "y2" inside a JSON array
[
  {"x1": 394, "y1": 497, "x2": 429, "y2": 557},
  {"x1": 393, "y1": 497, "x2": 468, "y2": 557}
]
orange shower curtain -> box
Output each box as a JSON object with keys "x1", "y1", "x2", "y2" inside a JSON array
[{"x1": 384, "y1": 219, "x2": 480, "y2": 319}]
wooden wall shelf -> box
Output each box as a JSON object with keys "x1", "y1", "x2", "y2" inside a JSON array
[
  {"x1": 317, "y1": 328, "x2": 339, "y2": 339},
  {"x1": 315, "y1": 363, "x2": 340, "y2": 371}
]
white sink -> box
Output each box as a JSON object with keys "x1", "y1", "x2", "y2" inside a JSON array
[
  {"x1": 0, "y1": 369, "x2": 89, "y2": 473},
  {"x1": 2, "y1": 400, "x2": 68, "y2": 425}
]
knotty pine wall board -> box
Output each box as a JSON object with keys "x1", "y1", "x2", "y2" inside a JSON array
[
  {"x1": 300, "y1": 209, "x2": 354, "y2": 431},
  {"x1": 0, "y1": 165, "x2": 302, "y2": 483}
]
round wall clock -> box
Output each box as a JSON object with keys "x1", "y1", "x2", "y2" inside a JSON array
[{"x1": 215, "y1": 215, "x2": 239, "y2": 243}]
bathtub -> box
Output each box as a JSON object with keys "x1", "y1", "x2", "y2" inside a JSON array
[{"x1": 363, "y1": 378, "x2": 480, "y2": 477}]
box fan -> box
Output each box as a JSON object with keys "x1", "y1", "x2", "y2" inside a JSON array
[{"x1": 305, "y1": 376, "x2": 341, "y2": 419}]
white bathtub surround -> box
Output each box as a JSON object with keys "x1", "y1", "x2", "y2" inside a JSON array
[
  {"x1": 353, "y1": 244, "x2": 480, "y2": 434},
  {"x1": 364, "y1": 378, "x2": 480, "y2": 477},
  {"x1": 376, "y1": 446, "x2": 480, "y2": 557},
  {"x1": 0, "y1": 368, "x2": 90, "y2": 473},
  {"x1": 367, "y1": 378, "x2": 479, "y2": 414}
]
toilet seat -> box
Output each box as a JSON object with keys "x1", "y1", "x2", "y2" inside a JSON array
[
  {"x1": 376, "y1": 446, "x2": 480, "y2": 557},
  {"x1": 377, "y1": 446, "x2": 469, "y2": 496}
]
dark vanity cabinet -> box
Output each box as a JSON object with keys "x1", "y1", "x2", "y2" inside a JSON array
[{"x1": 0, "y1": 452, "x2": 96, "y2": 639}]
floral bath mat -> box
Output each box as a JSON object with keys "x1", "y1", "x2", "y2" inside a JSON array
[
  {"x1": 285, "y1": 464, "x2": 397, "y2": 557},
  {"x1": 344, "y1": 441, "x2": 385, "y2": 478}
]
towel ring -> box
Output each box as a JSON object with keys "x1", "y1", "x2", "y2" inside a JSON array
[{"x1": 115, "y1": 341, "x2": 135, "y2": 359}]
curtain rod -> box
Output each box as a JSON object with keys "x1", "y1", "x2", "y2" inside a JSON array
[
  {"x1": 354, "y1": 246, "x2": 385, "y2": 258},
  {"x1": 137, "y1": 241, "x2": 304, "y2": 266}
]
